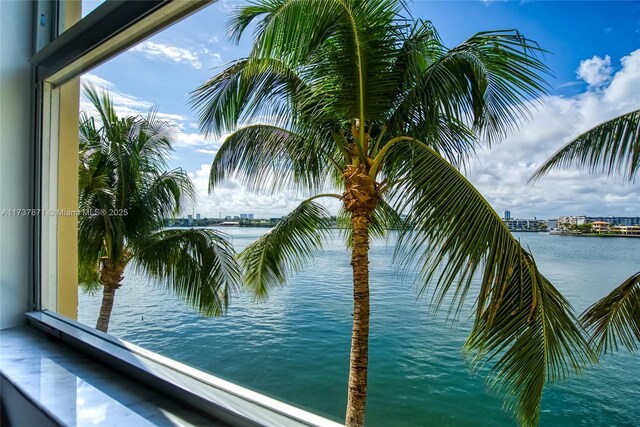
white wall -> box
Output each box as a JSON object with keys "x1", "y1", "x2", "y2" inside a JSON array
[{"x1": 0, "y1": 1, "x2": 34, "y2": 329}]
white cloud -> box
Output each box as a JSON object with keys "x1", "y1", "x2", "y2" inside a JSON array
[
  {"x1": 219, "y1": 0, "x2": 240, "y2": 11},
  {"x1": 186, "y1": 163, "x2": 342, "y2": 218},
  {"x1": 131, "y1": 41, "x2": 202, "y2": 69},
  {"x1": 173, "y1": 132, "x2": 222, "y2": 150},
  {"x1": 556, "y1": 81, "x2": 582, "y2": 88},
  {"x1": 576, "y1": 54, "x2": 613, "y2": 88},
  {"x1": 80, "y1": 74, "x2": 152, "y2": 116},
  {"x1": 603, "y1": 49, "x2": 640, "y2": 111},
  {"x1": 156, "y1": 112, "x2": 189, "y2": 124},
  {"x1": 195, "y1": 149, "x2": 217, "y2": 155},
  {"x1": 81, "y1": 73, "x2": 114, "y2": 89},
  {"x1": 79, "y1": 74, "x2": 214, "y2": 151},
  {"x1": 467, "y1": 49, "x2": 640, "y2": 219},
  {"x1": 202, "y1": 48, "x2": 223, "y2": 64},
  {"x1": 187, "y1": 164, "x2": 305, "y2": 218}
]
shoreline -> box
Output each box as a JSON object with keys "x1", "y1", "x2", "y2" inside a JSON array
[{"x1": 550, "y1": 232, "x2": 640, "y2": 238}]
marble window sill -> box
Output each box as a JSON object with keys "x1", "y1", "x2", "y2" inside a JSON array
[{"x1": 0, "y1": 312, "x2": 341, "y2": 427}]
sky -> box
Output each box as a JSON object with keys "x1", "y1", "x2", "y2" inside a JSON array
[{"x1": 77, "y1": 0, "x2": 640, "y2": 219}]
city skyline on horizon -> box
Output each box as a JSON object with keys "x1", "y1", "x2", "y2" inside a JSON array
[{"x1": 174, "y1": 211, "x2": 640, "y2": 222}]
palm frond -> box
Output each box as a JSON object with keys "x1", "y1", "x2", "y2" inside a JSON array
[
  {"x1": 82, "y1": 83, "x2": 117, "y2": 129},
  {"x1": 230, "y1": 0, "x2": 405, "y2": 138},
  {"x1": 144, "y1": 169, "x2": 195, "y2": 222},
  {"x1": 227, "y1": 1, "x2": 273, "y2": 44},
  {"x1": 384, "y1": 117, "x2": 478, "y2": 171},
  {"x1": 530, "y1": 110, "x2": 640, "y2": 183},
  {"x1": 239, "y1": 200, "x2": 330, "y2": 300},
  {"x1": 210, "y1": 124, "x2": 336, "y2": 194},
  {"x1": 77, "y1": 204, "x2": 106, "y2": 293},
  {"x1": 388, "y1": 30, "x2": 549, "y2": 148},
  {"x1": 78, "y1": 87, "x2": 193, "y2": 271},
  {"x1": 135, "y1": 106, "x2": 175, "y2": 170},
  {"x1": 581, "y1": 272, "x2": 640, "y2": 355},
  {"x1": 131, "y1": 229, "x2": 241, "y2": 316},
  {"x1": 388, "y1": 140, "x2": 592, "y2": 426},
  {"x1": 190, "y1": 57, "x2": 309, "y2": 137}
]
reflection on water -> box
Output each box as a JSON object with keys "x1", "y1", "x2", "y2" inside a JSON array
[{"x1": 79, "y1": 229, "x2": 640, "y2": 426}]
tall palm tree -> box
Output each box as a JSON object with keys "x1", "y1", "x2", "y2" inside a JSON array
[
  {"x1": 78, "y1": 86, "x2": 240, "y2": 333},
  {"x1": 191, "y1": 1, "x2": 592, "y2": 425},
  {"x1": 530, "y1": 109, "x2": 640, "y2": 355}
]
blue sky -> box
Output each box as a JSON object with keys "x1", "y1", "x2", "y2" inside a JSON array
[
  {"x1": 80, "y1": 0, "x2": 640, "y2": 219},
  {"x1": 411, "y1": 1, "x2": 639, "y2": 93}
]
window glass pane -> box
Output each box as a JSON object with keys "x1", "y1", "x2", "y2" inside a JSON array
[
  {"x1": 81, "y1": 0, "x2": 104, "y2": 18},
  {"x1": 41, "y1": 1, "x2": 640, "y2": 426},
  {"x1": 57, "y1": 0, "x2": 106, "y2": 34}
]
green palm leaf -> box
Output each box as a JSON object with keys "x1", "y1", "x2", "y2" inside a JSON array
[
  {"x1": 226, "y1": 0, "x2": 405, "y2": 157},
  {"x1": 210, "y1": 124, "x2": 337, "y2": 194},
  {"x1": 530, "y1": 110, "x2": 640, "y2": 182},
  {"x1": 239, "y1": 200, "x2": 331, "y2": 300},
  {"x1": 388, "y1": 140, "x2": 593, "y2": 426},
  {"x1": 143, "y1": 169, "x2": 195, "y2": 224},
  {"x1": 131, "y1": 228, "x2": 241, "y2": 317},
  {"x1": 580, "y1": 272, "x2": 640, "y2": 355},
  {"x1": 529, "y1": 110, "x2": 640, "y2": 358},
  {"x1": 388, "y1": 30, "x2": 549, "y2": 147},
  {"x1": 191, "y1": 57, "x2": 310, "y2": 136}
]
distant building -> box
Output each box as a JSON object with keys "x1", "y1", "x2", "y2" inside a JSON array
[
  {"x1": 187, "y1": 214, "x2": 193, "y2": 226},
  {"x1": 558, "y1": 216, "x2": 587, "y2": 227},
  {"x1": 196, "y1": 213, "x2": 201, "y2": 220},
  {"x1": 591, "y1": 221, "x2": 610, "y2": 233},
  {"x1": 504, "y1": 210, "x2": 511, "y2": 220},
  {"x1": 503, "y1": 218, "x2": 547, "y2": 231},
  {"x1": 547, "y1": 219, "x2": 558, "y2": 230},
  {"x1": 612, "y1": 225, "x2": 640, "y2": 235},
  {"x1": 585, "y1": 216, "x2": 640, "y2": 226},
  {"x1": 240, "y1": 213, "x2": 254, "y2": 220},
  {"x1": 558, "y1": 215, "x2": 640, "y2": 228}
]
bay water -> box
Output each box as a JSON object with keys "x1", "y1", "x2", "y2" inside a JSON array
[{"x1": 78, "y1": 229, "x2": 639, "y2": 426}]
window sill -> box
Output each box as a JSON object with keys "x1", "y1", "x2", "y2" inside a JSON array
[{"x1": 0, "y1": 311, "x2": 341, "y2": 426}]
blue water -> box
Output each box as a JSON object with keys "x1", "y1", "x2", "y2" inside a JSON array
[{"x1": 78, "y1": 230, "x2": 640, "y2": 426}]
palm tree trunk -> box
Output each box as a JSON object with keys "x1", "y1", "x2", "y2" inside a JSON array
[
  {"x1": 96, "y1": 257, "x2": 126, "y2": 333},
  {"x1": 96, "y1": 284, "x2": 118, "y2": 333},
  {"x1": 345, "y1": 213, "x2": 371, "y2": 427},
  {"x1": 342, "y1": 164, "x2": 378, "y2": 427}
]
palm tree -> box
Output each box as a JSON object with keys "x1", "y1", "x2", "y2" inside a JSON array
[
  {"x1": 530, "y1": 109, "x2": 640, "y2": 355},
  {"x1": 78, "y1": 86, "x2": 240, "y2": 333},
  {"x1": 191, "y1": 1, "x2": 592, "y2": 425}
]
